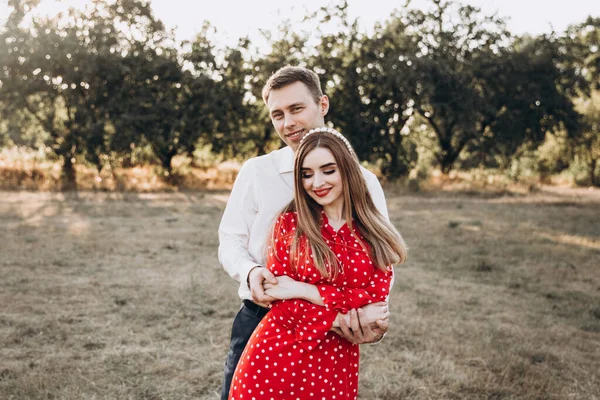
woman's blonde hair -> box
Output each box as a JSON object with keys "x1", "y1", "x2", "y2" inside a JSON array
[{"x1": 272, "y1": 130, "x2": 407, "y2": 278}]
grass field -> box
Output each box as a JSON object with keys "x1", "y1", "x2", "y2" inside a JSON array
[{"x1": 1, "y1": 187, "x2": 599, "y2": 399}]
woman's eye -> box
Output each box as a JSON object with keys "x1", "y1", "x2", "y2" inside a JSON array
[
  {"x1": 323, "y1": 169, "x2": 336, "y2": 175},
  {"x1": 292, "y1": 107, "x2": 303, "y2": 113},
  {"x1": 301, "y1": 173, "x2": 313, "y2": 179}
]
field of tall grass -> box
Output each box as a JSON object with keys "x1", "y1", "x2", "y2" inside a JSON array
[{"x1": 1, "y1": 184, "x2": 599, "y2": 399}]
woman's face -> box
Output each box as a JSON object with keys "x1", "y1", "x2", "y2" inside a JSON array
[{"x1": 300, "y1": 147, "x2": 344, "y2": 210}]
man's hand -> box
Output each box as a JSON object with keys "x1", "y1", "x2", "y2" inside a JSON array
[
  {"x1": 333, "y1": 308, "x2": 389, "y2": 344},
  {"x1": 248, "y1": 266, "x2": 277, "y2": 307}
]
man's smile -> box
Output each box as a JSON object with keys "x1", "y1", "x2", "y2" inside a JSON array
[{"x1": 285, "y1": 129, "x2": 304, "y2": 141}]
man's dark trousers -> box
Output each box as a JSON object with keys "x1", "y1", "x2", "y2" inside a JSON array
[{"x1": 220, "y1": 300, "x2": 269, "y2": 400}]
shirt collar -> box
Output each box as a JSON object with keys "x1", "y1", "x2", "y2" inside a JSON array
[{"x1": 277, "y1": 146, "x2": 295, "y2": 174}]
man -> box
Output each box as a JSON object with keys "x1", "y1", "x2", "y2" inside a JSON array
[{"x1": 218, "y1": 66, "x2": 391, "y2": 400}]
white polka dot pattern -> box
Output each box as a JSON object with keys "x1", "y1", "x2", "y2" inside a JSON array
[{"x1": 228, "y1": 211, "x2": 393, "y2": 400}]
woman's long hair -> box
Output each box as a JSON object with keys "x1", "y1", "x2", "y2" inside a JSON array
[{"x1": 273, "y1": 130, "x2": 407, "y2": 279}]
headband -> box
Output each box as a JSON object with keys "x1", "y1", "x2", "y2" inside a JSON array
[{"x1": 299, "y1": 127, "x2": 356, "y2": 158}]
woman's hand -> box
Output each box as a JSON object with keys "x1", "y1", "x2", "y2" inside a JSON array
[
  {"x1": 335, "y1": 308, "x2": 389, "y2": 344},
  {"x1": 359, "y1": 302, "x2": 389, "y2": 325},
  {"x1": 263, "y1": 275, "x2": 303, "y2": 300},
  {"x1": 264, "y1": 276, "x2": 325, "y2": 306},
  {"x1": 332, "y1": 302, "x2": 388, "y2": 328}
]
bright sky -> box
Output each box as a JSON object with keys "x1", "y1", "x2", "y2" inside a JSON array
[{"x1": 1, "y1": 0, "x2": 599, "y2": 50}]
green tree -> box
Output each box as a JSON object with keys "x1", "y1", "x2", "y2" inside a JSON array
[
  {"x1": 565, "y1": 17, "x2": 600, "y2": 90},
  {"x1": 308, "y1": 1, "x2": 418, "y2": 178},
  {"x1": 401, "y1": 0, "x2": 510, "y2": 173},
  {"x1": 574, "y1": 92, "x2": 600, "y2": 186},
  {"x1": 1, "y1": 5, "x2": 79, "y2": 187},
  {"x1": 177, "y1": 25, "x2": 220, "y2": 163},
  {"x1": 246, "y1": 24, "x2": 310, "y2": 155},
  {"x1": 211, "y1": 38, "x2": 266, "y2": 158},
  {"x1": 0, "y1": 0, "x2": 179, "y2": 188},
  {"x1": 466, "y1": 35, "x2": 584, "y2": 169},
  {"x1": 563, "y1": 17, "x2": 600, "y2": 186},
  {"x1": 391, "y1": 0, "x2": 583, "y2": 174},
  {"x1": 110, "y1": 51, "x2": 184, "y2": 172}
]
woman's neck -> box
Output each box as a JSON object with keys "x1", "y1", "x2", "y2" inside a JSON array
[{"x1": 323, "y1": 203, "x2": 345, "y2": 230}]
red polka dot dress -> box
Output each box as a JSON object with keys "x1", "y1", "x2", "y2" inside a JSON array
[{"x1": 229, "y1": 211, "x2": 393, "y2": 400}]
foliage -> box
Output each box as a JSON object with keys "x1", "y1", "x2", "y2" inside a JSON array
[
  {"x1": 309, "y1": 2, "x2": 418, "y2": 178},
  {"x1": 573, "y1": 92, "x2": 600, "y2": 185},
  {"x1": 0, "y1": 0, "x2": 598, "y2": 188},
  {"x1": 0, "y1": 0, "x2": 178, "y2": 187}
]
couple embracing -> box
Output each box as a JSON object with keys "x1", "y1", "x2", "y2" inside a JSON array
[{"x1": 218, "y1": 66, "x2": 407, "y2": 400}]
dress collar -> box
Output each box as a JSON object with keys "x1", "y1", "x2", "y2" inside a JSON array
[{"x1": 321, "y1": 209, "x2": 350, "y2": 236}]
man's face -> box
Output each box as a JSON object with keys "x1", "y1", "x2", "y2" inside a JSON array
[{"x1": 267, "y1": 81, "x2": 329, "y2": 151}]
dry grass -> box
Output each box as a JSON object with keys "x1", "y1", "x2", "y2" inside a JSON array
[
  {"x1": 1, "y1": 187, "x2": 599, "y2": 399},
  {"x1": 1, "y1": 146, "x2": 590, "y2": 194},
  {"x1": 0, "y1": 148, "x2": 240, "y2": 191}
]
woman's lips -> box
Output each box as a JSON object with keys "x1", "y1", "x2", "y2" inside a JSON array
[{"x1": 313, "y1": 188, "x2": 332, "y2": 197}]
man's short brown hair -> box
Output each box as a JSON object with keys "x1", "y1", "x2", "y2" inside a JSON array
[{"x1": 262, "y1": 66, "x2": 324, "y2": 105}]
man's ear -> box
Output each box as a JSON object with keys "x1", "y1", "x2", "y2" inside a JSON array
[{"x1": 320, "y1": 95, "x2": 330, "y2": 115}]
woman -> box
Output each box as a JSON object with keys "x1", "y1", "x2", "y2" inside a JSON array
[{"x1": 229, "y1": 127, "x2": 407, "y2": 400}]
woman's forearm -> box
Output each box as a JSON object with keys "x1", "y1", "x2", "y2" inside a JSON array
[
  {"x1": 296, "y1": 284, "x2": 348, "y2": 330},
  {"x1": 296, "y1": 282, "x2": 325, "y2": 306}
]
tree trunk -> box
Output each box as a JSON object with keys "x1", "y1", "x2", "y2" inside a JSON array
[
  {"x1": 61, "y1": 155, "x2": 78, "y2": 191},
  {"x1": 161, "y1": 153, "x2": 174, "y2": 173},
  {"x1": 383, "y1": 148, "x2": 409, "y2": 179},
  {"x1": 591, "y1": 158, "x2": 598, "y2": 187},
  {"x1": 439, "y1": 148, "x2": 458, "y2": 174},
  {"x1": 256, "y1": 126, "x2": 271, "y2": 156},
  {"x1": 160, "y1": 147, "x2": 181, "y2": 184}
]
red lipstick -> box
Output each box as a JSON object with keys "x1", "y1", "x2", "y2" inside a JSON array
[{"x1": 314, "y1": 188, "x2": 332, "y2": 197}]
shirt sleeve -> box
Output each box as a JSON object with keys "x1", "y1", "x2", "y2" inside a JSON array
[
  {"x1": 267, "y1": 214, "x2": 339, "y2": 351},
  {"x1": 218, "y1": 160, "x2": 260, "y2": 294},
  {"x1": 362, "y1": 168, "x2": 396, "y2": 290},
  {"x1": 362, "y1": 167, "x2": 389, "y2": 221},
  {"x1": 316, "y1": 266, "x2": 394, "y2": 314}
]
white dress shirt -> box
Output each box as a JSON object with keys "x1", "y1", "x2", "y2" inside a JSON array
[{"x1": 218, "y1": 146, "x2": 389, "y2": 300}]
